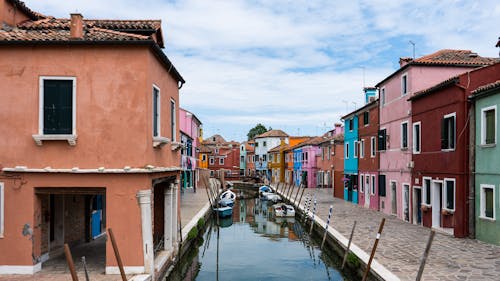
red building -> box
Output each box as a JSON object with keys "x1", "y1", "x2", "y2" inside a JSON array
[
  {"x1": 202, "y1": 135, "x2": 240, "y2": 179},
  {"x1": 317, "y1": 126, "x2": 344, "y2": 199},
  {"x1": 409, "y1": 62, "x2": 500, "y2": 237}
]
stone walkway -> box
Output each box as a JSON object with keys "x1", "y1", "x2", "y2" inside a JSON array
[{"x1": 276, "y1": 185, "x2": 500, "y2": 281}]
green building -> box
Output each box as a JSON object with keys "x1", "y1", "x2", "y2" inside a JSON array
[{"x1": 471, "y1": 81, "x2": 500, "y2": 245}]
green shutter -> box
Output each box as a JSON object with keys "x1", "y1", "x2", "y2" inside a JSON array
[
  {"x1": 485, "y1": 188, "x2": 493, "y2": 218},
  {"x1": 43, "y1": 80, "x2": 73, "y2": 135}
]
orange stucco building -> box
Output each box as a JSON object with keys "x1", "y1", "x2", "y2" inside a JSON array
[{"x1": 0, "y1": 0, "x2": 185, "y2": 277}]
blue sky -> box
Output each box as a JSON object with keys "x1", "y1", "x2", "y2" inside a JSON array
[{"x1": 25, "y1": 0, "x2": 500, "y2": 142}]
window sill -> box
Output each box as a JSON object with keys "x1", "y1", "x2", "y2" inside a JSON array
[
  {"x1": 480, "y1": 143, "x2": 496, "y2": 148},
  {"x1": 479, "y1": 216, "x2": 496, "y2": 222},
  {"x1": 33, "y1": 134, "x2": 77, "y2": 146},
  {"x1": 171, "y1": 141, "x2": 183, "y2": 151},
  {"x1": 441, "y1": 148, "x2": 455, "y2": 152},
  {"x1": 153, "y1": 136, "x2": 170, "y2": 148},
  {"x1": 401, "y1": 147, "x2": 408, "y2": 151}
]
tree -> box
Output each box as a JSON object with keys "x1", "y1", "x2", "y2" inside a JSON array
[{"x1": 247, "y1": 123, "x2": 268, "y2": 140}]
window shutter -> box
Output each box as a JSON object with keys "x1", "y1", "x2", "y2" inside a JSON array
[
  {"x1": 486, "y1": 110, "x2": 495, "y2": 144},
  {"x1": 44, "y1": 80, "x2": 73, "y2": 135},
  {"x1": 378, "y1": 129, "x2": 386, "y2": 151},
  {"x1": 378, "y1": 174, "x2": 386, "y2": 196},
  {"x1": 441, "y1": 118, "x2": 447, "y2": 149}
]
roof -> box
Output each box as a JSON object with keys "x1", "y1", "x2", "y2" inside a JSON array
[
  {"x1": 341, "y1": 98, "x2": 379, "y2": 120},
  {"x1": 376, "y1": 49, "x2": 499, "y2": 87},
  {"x1": 268, "y1": 145, "x2": 281, "y2": 153},
  {"x1": 255, "y1": 129, "x2": 289, "y2": 139},
  {"x1": 203, "y1": 134, "x2": 226, "y2": 145},
  {"x1": 317, "y1": 133, "x2": 344, "y2": 145},
  {"x1": 0, "y1": 1, "x2": 184, "y2": 83},
  {"x1": 469, "y1": 80, "x2": 500, "y2": 100},
  {"x1": 289, "y1": 136, "x2": 324, "y2": 150},
  {"x1": 198, "y1": 146, "x2": 212, "y2": 154}
]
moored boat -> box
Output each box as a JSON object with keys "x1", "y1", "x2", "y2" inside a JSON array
[
  {"x1": 214, "y1": 206, "x2": 233, "y2": 218},
  {"x1": 219, "y1": 190, "x2": 236, "y2": 207},
  {"x1": 273, "y1": 203, "x2": 295, "y2": 217}
]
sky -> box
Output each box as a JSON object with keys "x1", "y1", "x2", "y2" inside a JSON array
[{"x1": 25, "y1": 0, "x2": 500, "y2": 142}]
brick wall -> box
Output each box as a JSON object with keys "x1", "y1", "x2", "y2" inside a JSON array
[{"x1": 64, "y1": 195, "x2": 86, "y2": 244}]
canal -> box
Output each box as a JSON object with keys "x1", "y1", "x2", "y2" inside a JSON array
[{"x1": 167, "y1": 189, "x2": 356, "y2": 281}]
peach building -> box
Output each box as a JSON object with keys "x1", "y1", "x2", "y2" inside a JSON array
[{"x1": 0, "y1": 0, "x2": 185, "y2": 278}]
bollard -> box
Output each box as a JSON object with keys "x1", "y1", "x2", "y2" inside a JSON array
[
  {"x1": 309, "y1": 198, "x2": 317, "y2": 235},
  {"x1": 362, "y1": 218, "x2": 386, "y2": 281},
  {"x1": 321, "y1": 205, "x2": 333, "y2": 249},
  {"x1": 341, "y1": 221, "x2": 357, "y2": 269},
  {"x1": 416, "y1": 230, "x2": 435, "y2": 281}
]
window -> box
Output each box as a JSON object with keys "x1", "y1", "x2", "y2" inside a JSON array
[
  {"x1": 441, "y1": 113, "x2": 456, "y2": 150},
  {"x1": 171, "y1": 99, "x2": 176, "y2": 142},
  {"x1": 152, "y1": 86, "x2": 161, "y2": 137},
  {"x1": 401, "y1": 73, "x2": 408, "y2": 95},
  {"x1": 378, "y1": 129, "x2": 387, "y2": 151},
  {"x1": 321, "y1": 147, "x2": 325, "y2": 160},
  {"x1": 349, "y1": 119, "x2": 353, "y2": 131},
  {"x1": 381, "y1": 88, "x2": 385, "y2": 105},
  {"x1": 354, "y1": 141, "x2": 359, "y2": 158},
  {"x1": 371, "y1": 137, "x2": 376, "y2": 157},
  {"x1": 219, "y1": 157, "x2": 224, "y2": 165},
  {"x1": 215, "y1": 148, "x2": 219, "y2": 154},
  {"x1": 269, "y1": 154, "x2": 273, "y2": 162},
  {"x1": 255, "y1": 142, "x2": 259, "y2": 147},
  {"x1": 327, "y1": 146, "x2": 331, "y2": 160},
  {"x1": 371, "y1": 175, "x2": 376, "y2": 195},
  {"x1": 0, "y1": 182, "x2": 3, "y2": 238},
  {"x1": 240, "y1": 155, "x2": 244, "y2": 162},
  {"x1": 481, "y1": 106, "x2": 497, "y2": 145},
  {"x1": 401, "y1": 121, "x2": 408, "y2": 149},
  {"x1": 423, "y1": 177, "x2": 431, "y2": 205},
  {"x1": 202, "y1": 154, "x2": 207, "y2": 161},
  {"x1": 209, "y1": 157, "x2": 214, "y2": 165},
  {"x1": 263, "y1": 155, "x2": 267, "y2": 161},
  {"x1": 277, "y1": 155, "x2": 280, "y2": 163},
  {"x1": 413, "y1": 122, "x2": 421, "y2": 153},
  {"x1": 378, "y1": 175, "x2": 386, "y2": 196},
  {"x1": 305, "y1": 152, "x2": 308, "y2": 161},
  {"x1": 360, "y1": 175, "x2": 364, "y2": 193},
  {"x1": 345, "y1": 143, "x2": 349, "y2": 159},
  {"x1": 360, "y1": 139, "x2": 365, "y2": 158},
  {"x1": 480, "y1": 184, "x2": 495, "y2": 220},
  {"x1": 263, "y1": 141, "x2": 267, "y2": 147},
  {"x1": 443, "y1": 178, "x2": 455, "y2": 211},
  {"x1": 363, "y1": 111, "x2": 369, "y2": 126}
]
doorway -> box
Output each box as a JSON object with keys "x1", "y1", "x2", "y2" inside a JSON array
[
  {"x1": 364, "y1": 175, "x2": 370, "y2": 208},
  {"x1": 391, "y1": 181, "x2": 397, "y2": 215},
  {"x1": 403, "y1": 184, "x2": 410, "y2": 222},
  {"x1": 413, "y1": 187, "x2": 422, "y2": 225},
  {"x1": 432, "y1": 181, "x2": 442, "y2": 228}
]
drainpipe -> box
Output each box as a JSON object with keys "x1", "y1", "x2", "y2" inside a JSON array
[
  {"x1": 137, "y1": 190, "x2": 154, "y2": 277},
  {"x1": 468, "y1": 98, "x2": 476, "y2": 238},
  {"x1": 164, "y1": 185, "x2": 174, "y2": 251}
]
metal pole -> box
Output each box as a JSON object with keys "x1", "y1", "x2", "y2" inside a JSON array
[
  {"x1": 415, "y1": 230, "x2": 435, "y2": 281},
  {"x1": 64, "y1": 244, "x2": 79, "y2": 281},
  {"x1": 341, "y1": 221, "x2": 357, "y2": 269},
  {"x1": 108, "y1": 228, "x2": 128, "y2": 281},
  {"x1": 309, "y1": 198, "x2": 317, "y2": 235},
  {"x1": 321, "y1": 205, "x2": 333, "y2": 249},
  {"x1": 82, "y1": 256, "x2": 90, "y2": 281},
  {"x1": 362, "y1": 218, "x2": 386, "y2": 281}
]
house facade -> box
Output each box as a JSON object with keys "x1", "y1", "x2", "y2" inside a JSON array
[
  {"x1": 239, "y1": 142, "x2": 247, "y2": 176},
  {"x1": 377, "y1": 49, "x2": 496, "y2": 222},
  {"x1": 0, "y1": 1, "x2": 184, "y2": 276},
  {"x1": 470, "y1": 80, "x2": 500, "y2": 245},
  {"x1": 179, "y1": 108, "x2": 202, "y2": 190},
  {"x1": 202, "y1": 135, "x2": 240, "y2": 179},
  {"x1": 317, "y1": 130, "x2": 345, "y2": 198},
  {"x1": 254, "y1": 130, "x2": 289, "y2": 179},
  {"x1": 343, "y1": 113, "x2": 359, "y2": 203}
]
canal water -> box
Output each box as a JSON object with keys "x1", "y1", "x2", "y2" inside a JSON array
[{"x1": 168, "y1": 189, "x2": 354, "y2": 281}]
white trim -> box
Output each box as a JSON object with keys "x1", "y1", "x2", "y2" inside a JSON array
[
  {"x1": 443, "y1": 178, "x2": 456, "y2": 212},
  {"x1": 442, "y1": 112, "x2": 456, "y2": 151},
  {"x1": 219, "y1": 157, "x2": 224, "y2": 165},
  {"x1": 422, "y1": 177, "x2": 432, "y2": 206},
  {"x1": 400, "y1": 121, "x2": 408, "y2": 150},
  {"x1": 480, "y1": 105, "x2": 497, "y2": 146},
  {"x1": 401, "y1": 73, "x2": 408, "y2": 96},
  {"x1": 360, "y1": 139, "x2": 365, "y2": 158},
  {"x1": 0, "y1": 182, "x2": 3, "y2": 238},
  {"x1": 479, "y1": 184, "x2": 496, "y2": 221},
  {"x1": 412, "y1": 186, "x2": 422, "y2": 225},
  {"x1": 370, "y1": 136, "x2": 376, "y2": 158},
  {"x1": 379, "y1": 127, "x2": 387, "y2": 151},
  {"x1": 360, "y1": 174, "x2": 365, "y2": 193},
  {"x1": 170, "y1": 99, "x2": 176, "y2": 142},
  {"x1": 209, "y1": 156, "x2": 215, "y2": 165},
  {"x1": 353, "y1": 141, "x2": 358, "y2": 158},
  {"x1": 105, "y1": 266, "x2": 146, "y2": 275},
  {"x1": 152, "y1": 84, "x2": 161, "y2": 138},
  {"x1": 390, "y1": 180, "x2": 397, "y2": 215},
  {"x1": 0, "y1": 263, "x2": 42, "y2": 274},
  {"x1": 412, "y1": 121, "x2": 421, "y2": 154},
  {"x1": 371, "y1": 174, "x2": 376, "y2": 195}
]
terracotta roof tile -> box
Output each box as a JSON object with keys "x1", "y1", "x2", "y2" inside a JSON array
[
  {"x1": 0, "y1": 27, "x2": 150, "y2": 42},
  {"x1": 8, "y1": 0, "x2": 47, "y2": 20},
  {"x1": 255, "y1": 129, "x2": 289, "y2": 138},
  {"x1": 411, "y1": 49, "x2": 499, "y2": 66},
  {"x1": 19, "y1": 18, "x2": 161, "y2": 31},
  {"x1": 471, "y1": 80, "x2": 500, "y2": 95}
]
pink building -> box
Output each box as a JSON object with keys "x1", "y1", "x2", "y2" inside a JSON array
[
  {"x1": 377, "y1": 50, "x2": 496, "y2": 223},
  {"x1": 179, "y1": 108, "x2": 202, "y2": 189},
  {"x1": 293, "y1": 137, "x2": 323, "y2": 188}
]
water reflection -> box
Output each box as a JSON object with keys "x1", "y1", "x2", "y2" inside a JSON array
[{"x1": 167, "y1": 189, "x2": 352, "y2": 281}]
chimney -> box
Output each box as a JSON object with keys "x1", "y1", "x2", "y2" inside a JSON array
[
  {"x1": 70, "y1": 13, "x2": 83, "y2": 39},
  {"x1": 399, "y1": 57, "x2": 413, "y2": 67}
]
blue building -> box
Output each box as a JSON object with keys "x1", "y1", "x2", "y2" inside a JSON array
[
  {"x1": 293, "y1": 147, "x2": 303, "y2": 186},
  {"x1": 342, "y1": 112, "x2": 359, "y2": 203}
]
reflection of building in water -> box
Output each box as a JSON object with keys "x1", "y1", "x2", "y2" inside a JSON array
[{"x1": 248, "y1": 198, "x2": 298, "y2": 239}]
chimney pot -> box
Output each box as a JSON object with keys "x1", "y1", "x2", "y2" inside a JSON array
[{"x1": 70, "y1": 13, "x2": 83, "y2": 39}]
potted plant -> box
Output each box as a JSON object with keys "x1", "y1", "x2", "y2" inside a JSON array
[{"x1": 441, "y1": 209, "x2": 453, "y2": 216}]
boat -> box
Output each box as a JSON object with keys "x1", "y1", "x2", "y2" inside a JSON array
[
  {"x1": 273, "y1": 203, "x2": 295, "y2": 217},
  {"x1": 259, "y1": 185, "x2": 272, "y2": 195},
  {"x1": 263, "y1": 193, "x2": 282, "y2": 203},
  {"x1": 214, "y1": 206, "x2": 233, "y2": 218},
  {"x1": 218, "y1": 190, "x2": 236, "y2": 207}
]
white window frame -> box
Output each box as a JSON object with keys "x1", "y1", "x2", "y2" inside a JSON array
[
  {"x1": 345, "y1": 143, "x2": 349, "y2": 159},
  {"x1": 443, "y1": 178, "x2": 456, "y2": 212},
  {"x1": 0, "y1": 182, "x2": 3, "y2": 238},
  {"x1": 371, "y1": 175, "x2": 376, "y2": 195},
  {"x1": 370, "y1": 136, "x2": 376, "y2": 158},
  {"x1": 360, "y1": 139, "x2": 365, "y2": 158},
  {"x1": 422, "y1": 177, "x2": 432, "y2": 206},
  {"x1": 219, "y1": 157, "x2": 224, "y2": 165},
  {"x1": 209, "y1": 156, "x2": 215, "y2": 165},
  {"x1": 152, "y1": 85, "x2": 161, "y2": 137},
  {"x1": 401, "y1": 73, "x2": 408, "y2": 96},
  {"x1": 442, "y1": 112, "x2": 456, "y2": 151},
  {"x1": 360, "y1": 175, "x2": 365, "y2": 193},
  {"x1": 327, "y1": 146, "x2": 331, "y2": 160},
  {"x1": 480, "y1": 184, "x2": 496, "y2": 221},
  {"x1": 413, "y1": 121, "x2": 421, "y2": 154},
  {"x1": 33, "y1": 76, "x2": 77, "y2": 146},
  {"x1": 381, "y1": 87, "x2": 386, "y2": 106},
  {"x1": 401, "y1": 121, "x2": 408, "y2": 150},
  {"x1": 481, "y1": 105, "x2": 497, "y2": 146},
  {"x1": 170, "y1": 99, "x2": 176, "y2": 142},
  {"x1": 354, "y1": 141, "x2": 358, "y2": 158}
]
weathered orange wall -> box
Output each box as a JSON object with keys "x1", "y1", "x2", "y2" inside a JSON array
[{"x1": 0, "y1": 0, "x2": 31, "y2": 27}]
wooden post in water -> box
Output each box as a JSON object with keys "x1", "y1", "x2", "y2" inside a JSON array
[
  {"x1": 293, "y1": 183, "x2": 302, "y2": 205},
  {"x1": 309, "y1": 198, "x2": 317, "y2": 235},
  {"x1": 362, "y1": 218, "x2": 386, "y2": 281},
  {"x1": 321, "y1": 205, "x2": 333, "y2": 249},
  {"x1": 415, "y1": 230, "x2": 435, "y2": 281},
  {"x1": 297, "y1": 186, "x2": 306, "y2": 208},
  {"x1": 287, "y1": 184, "x2": 294, "y2": 200},
  {"x1": 341, "y1": 221, "x2": 357, "y2": 270},
  {"x1": 202, "y1": 176, "x2": 214, "y2": 207},
  {"x1": 283, "y1": 183, "x2": 289, "y2": 198},
  {"x1": 64, "y1": 244, "x2": 79, "y2": 281},
  {"x1": 108, "y1": 228, "x2": 128, "y2": 281},
  {"x1": 302, "y1": 195, "x2": 311, "y2": 221}
]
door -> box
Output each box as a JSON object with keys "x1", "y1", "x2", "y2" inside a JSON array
[
  {"x1": 364, "y1": 175, "x2": 370, "y2": 207},
  {"x1": 50, "y1": 195, "x2": 64, "y2": 251},
  {"x1": 403, "y1": 184, "x2": 410, "y2": 222},
  {"x1": 413, "y1": 187, "x2": 422, "y2": 225},
  {"x1": 391, "y1": 181, "x2": 397, "y2": 215},
  {"x1": 432, "y1": 181, "x2": 442, "y2": 228}
]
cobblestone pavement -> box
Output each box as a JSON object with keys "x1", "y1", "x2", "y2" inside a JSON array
[{"x1": 277, "y1": 185, "x2": 500, "y2": 281}]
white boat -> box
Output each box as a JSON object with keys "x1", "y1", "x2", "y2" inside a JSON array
[
  {"x1": 258, "y1": 185, "x2": 272, "y2": 196},
  {"x1": 273, "y1": 204, "x2": 295, "y2": 217},
  {"x1": 263, "y1": 192, "x2": 282, "y2": 203},
  {"x1": 219, "y1": 190, "x2": 236, "y2": 207}
]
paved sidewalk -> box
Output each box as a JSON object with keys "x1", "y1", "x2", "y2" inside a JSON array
[{"x1": 277, "y1": 185, "x2": 500, "y2": 281}]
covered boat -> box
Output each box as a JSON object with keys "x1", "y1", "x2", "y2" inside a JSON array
[
  {"x1": 219, "y1": 190, "x2": 236, "y2": 207},
  {"x1": 273, "y1": 204, "x2": 295, "y2": 217}
]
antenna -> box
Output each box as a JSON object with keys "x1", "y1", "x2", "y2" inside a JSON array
[
  {"x1": 342, "y1": 100, "x2": 348, "y2": 113},
  {"x1": 352, "y1": 101, "x2": 357, "y2": 110},
  {"x1": 409, "y1": 40, "x2": 416, "y2": 59}
]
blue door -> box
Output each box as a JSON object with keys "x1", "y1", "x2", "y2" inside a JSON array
[{"x1": 91, "y1": 195, "x2": 103, "y2": 238}]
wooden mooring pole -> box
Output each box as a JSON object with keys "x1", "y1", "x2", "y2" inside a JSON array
[
  {"x1": 341, "y1": 221, "x2": 357, "y2": 269},
  {"x1": 293, "y1": 183, "x2": 302, "y2": 204},
  {"x1": 320, "y1": 205, "x2": 333, "y2": 249},
  {"x1": 64, "y1": 244, "x2": 79, "y2": 281},
  {"x1": 287, "y1": 184, "x2": 295, "y2": 200},
  {"x1": 297, "y1": 186, "x2": 306, "y2": 208},
  {"x1": 108, "y1": 228, "x2": 128, "y2": 281},
  {"x1": 309, "y1": 198, "x2": 317, "y2": 235},
  {"x1": 415, "y1": 230, "x2": 435, "y2": 281},
  {"x1": 362, "y1": 218, "x2": 386, "y2": 281}
]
